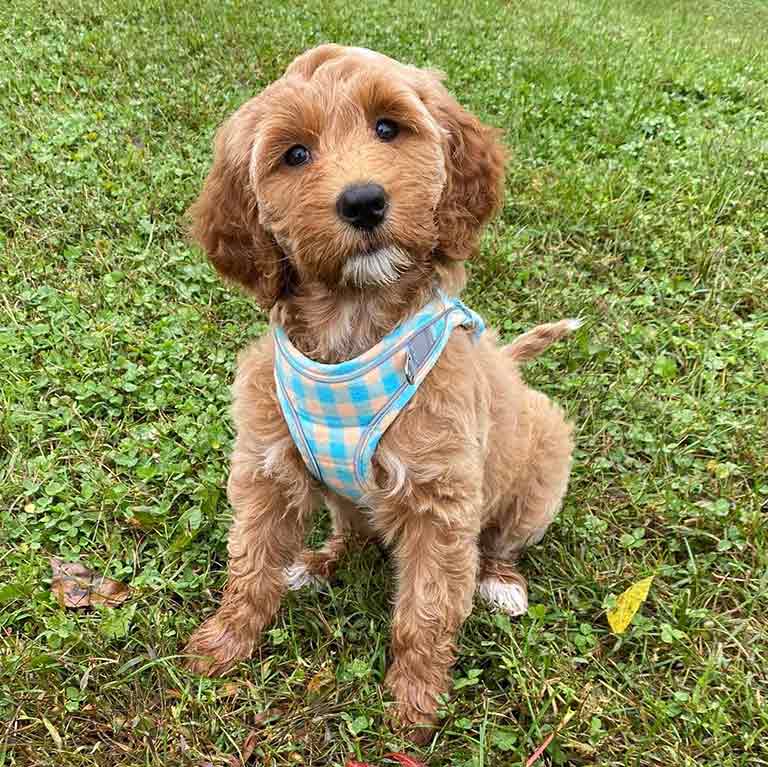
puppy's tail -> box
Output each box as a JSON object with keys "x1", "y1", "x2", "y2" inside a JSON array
[{"x1": 502, "y1": 318, "x2": 582, "y2": 363}]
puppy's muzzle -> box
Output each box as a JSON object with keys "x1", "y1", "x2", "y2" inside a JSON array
[{"x1": 336, "y1": 183, "x2": 388, "y2": 231}]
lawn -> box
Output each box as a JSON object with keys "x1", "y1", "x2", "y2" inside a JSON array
[{"x1": 1, "y1": 0, "x2": 767, "y2": 764}]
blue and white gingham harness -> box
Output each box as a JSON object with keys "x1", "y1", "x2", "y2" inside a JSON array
[{"x1": 273, "y1": 292, "x2": 485, "y2": 502}]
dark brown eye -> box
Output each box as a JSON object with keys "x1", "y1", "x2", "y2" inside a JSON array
[
  {"x1": 375, "y1": 119, "x2": 399, "y2": 142},
  {"x1": 285, "y1": 145, "x2": 310, "y2": 166}
]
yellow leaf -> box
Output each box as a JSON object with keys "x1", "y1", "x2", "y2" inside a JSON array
[{"x1": 607, "y1": 576, "x2": 654, "y2": 634}]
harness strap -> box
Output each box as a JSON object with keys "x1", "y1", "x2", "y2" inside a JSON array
[{"x1": 273, "y1": 292, "x2": 484, "y2": 502}]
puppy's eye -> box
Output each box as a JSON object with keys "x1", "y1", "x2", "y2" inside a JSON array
[
  {"x1": 284, "y1": 145, "x2": 311, "y2": 166},
  {"x1": 375, "y1": 119, "x2": 399, "y2": 142}
]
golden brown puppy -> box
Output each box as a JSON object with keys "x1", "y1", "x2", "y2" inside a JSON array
[{"x1": 185, "y1": 44, "x2": 575, "y2": 743}]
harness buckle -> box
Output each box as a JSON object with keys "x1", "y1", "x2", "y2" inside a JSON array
[{"x1": 404, "y1": 349, "x2": 416, "y2": 385}]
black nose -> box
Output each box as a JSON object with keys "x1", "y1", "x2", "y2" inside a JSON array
[{"x1": 336, "y1": 183, "x2": 388, "y2": 230}]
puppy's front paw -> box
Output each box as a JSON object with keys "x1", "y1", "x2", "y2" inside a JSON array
[
  {"x1": 184, "y1": 616, "x2": 255, "y2": 676},
  {"x1": 389, "y1": 702, "x2": 437, "y2": 746},
  {"x1": 385, "y1": 668, "x2": 440, "y2": 745}
]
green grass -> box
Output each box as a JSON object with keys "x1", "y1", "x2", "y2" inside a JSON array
[{"x1": 2, "y1": 0, "x2": 767, "y2": 764}]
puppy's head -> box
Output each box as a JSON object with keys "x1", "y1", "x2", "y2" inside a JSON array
[{"x1": 189, "y1": 44, "x2": 505, "y2": 310}]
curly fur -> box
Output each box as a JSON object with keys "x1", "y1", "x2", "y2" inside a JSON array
[{"x1": 184, "y1": 45, "x2": 575, "y2": 744}]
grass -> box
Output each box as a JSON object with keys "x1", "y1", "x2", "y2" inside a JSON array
[{"x1": 1, "y1": 0, "x2": 767, "y2": 764}]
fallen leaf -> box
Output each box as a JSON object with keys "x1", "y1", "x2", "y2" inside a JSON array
[
  {"x1": 50, "y1": 558, "x2": 130, "y2": 609},
  {"x1": 225, "y1": 729, "x2": 261, "y2": 767},
  {"x1": 345, "y1": 760, "x2": 375, "y2": 767},
  {"x1": 219, "y1": 681, "x2": 242, "y2": 698},
  {"x1": 566, "y1": 739, "x2": 597, "y2": 756},
  {"x1": 306, "y1": 665, "x2": 334, "y2": 695},
  {"x1": 606, "y1": 576, "x2": 654, "y2": 634},
  {"x1": 241, "y1": 730, "x2": 259, "y2": 763}
]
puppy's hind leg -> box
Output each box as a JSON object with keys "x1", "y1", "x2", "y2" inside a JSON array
[
  {"x1": 477, "y1": 554, "x2": 529, "y2": 617},
  {"x1": 285, "y1": 492, "x2": 375, "y2": 590},
  {"x1": 479, "y1": 391, "x2": 573, "y2": 616}
]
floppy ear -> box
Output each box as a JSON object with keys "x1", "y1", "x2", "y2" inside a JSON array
[
  {"x1": 419, "y1": 74, "x2": 506, "y2": 261},
  {"x1": 188, "y1": 102, "x2": 286, "y2": 311}
]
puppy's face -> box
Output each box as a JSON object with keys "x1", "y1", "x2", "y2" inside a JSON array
[
  {"x1": 190, "y1": 45, "x2": 504, "y2": 309},
  {"x1": 253, "y1": 48, "x2": 446, "y2": 289}
]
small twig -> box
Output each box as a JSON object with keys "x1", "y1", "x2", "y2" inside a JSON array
[{"x1": 525, "y1": 709, "x2": 575, "y2": 767}]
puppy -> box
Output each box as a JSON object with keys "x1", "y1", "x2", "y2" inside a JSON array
[{"x1": 185, "y1": 44, "x2": 575, "y2": 743}]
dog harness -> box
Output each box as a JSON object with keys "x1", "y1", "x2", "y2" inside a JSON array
[{"x1": 273, "y1": 292, "x2": 485, "y2": 502}]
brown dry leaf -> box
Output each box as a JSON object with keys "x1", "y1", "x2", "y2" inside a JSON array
[
  {"x1": 241, "y1": 730, "x2": 260, "y2": 763},
  {"x1": 219, "y1": 681, "x2": 242, "y2": 698},
  {"x1": 50, "y1": 558, "x2": 130, "y2": 609},
  {"x1": 224, "y1": 729, "x2": 260, "y2": 767},
  {"x1": 306, "y1": 665, "x2": 334, "y2": 696},
  {"x1": 566, "y1": 740, "x2": 597, "y2": 756}
]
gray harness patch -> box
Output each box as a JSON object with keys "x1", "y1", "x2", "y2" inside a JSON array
[{"x1": 404, "y1": 324, "x2": 437, "y2": 384}]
